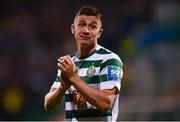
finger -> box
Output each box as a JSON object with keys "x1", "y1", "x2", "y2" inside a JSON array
[
  {"x1": 57, "y1": 62, "x2": 61, "y2": 68},
  {"x1": 58, "y1": 57, "x2": 64, "y2": 62},
  {"x1": 63, "y1": 57, "x2": 71, "y2": 65},
  {"x1": 58, "y1": 63, "x2": 65, "y2": 71},
  {"x1": 58, "y1": 62, "x2": 66, "y2": 71},
  {"x1": 66, "y1": 56, "x2": 74, "y2": 64},
  {"x1": 66, "y1": 56, "x2": 77, "y2": 69},
  {"x1": 58, "y1": 56, "x2": 71, "y2": 68},
  {"x1": 59, "y1": 59, "x2": 68, "y2": 69}
]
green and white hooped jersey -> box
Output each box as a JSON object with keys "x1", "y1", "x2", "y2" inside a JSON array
[{"x1": 51, "y1": 45, "x2": 123, "y2": 121}]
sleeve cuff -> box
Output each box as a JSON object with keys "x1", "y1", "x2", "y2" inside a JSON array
[
  {"x1": 51, "y1": 82, "x2": 61, "y2": 88},
  {"x1": 100, "y1": 81, "x2": 121, "y2": 91}
]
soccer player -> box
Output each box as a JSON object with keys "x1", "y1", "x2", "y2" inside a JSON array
[{"x1": 44, "y1": 5, "x2": 123, "y2": 121}]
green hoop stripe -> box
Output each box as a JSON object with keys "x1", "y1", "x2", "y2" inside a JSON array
[
  {"x1": 75, "y1": 60, "x2": 102, "y2": 68},
  {"x1": 100, "y1": 59, "x2": 123, "y2": 71}
]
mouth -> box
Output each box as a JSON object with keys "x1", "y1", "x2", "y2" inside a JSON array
[{"x1": 80, "y1": 36, "x2": 90, "y2": 40}]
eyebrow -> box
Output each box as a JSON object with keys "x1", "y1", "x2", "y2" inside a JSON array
[
  {"x1": 79, "y1": 20, "x2": 86, "y2": 23},
  {"x1": 78, "y1": 20, "x2": 97, "y2": 25},
  {"x1": 91, "y1": 21, "x2": 97, "y2": 25}
]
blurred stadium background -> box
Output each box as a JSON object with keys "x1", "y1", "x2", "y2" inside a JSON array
[{"x1": 0, "y1": 0, "x2": 180, "y2": 121}]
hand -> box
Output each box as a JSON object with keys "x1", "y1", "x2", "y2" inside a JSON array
[{"x1": 57, "y1": 55, "x2": 78, "y2": 82}]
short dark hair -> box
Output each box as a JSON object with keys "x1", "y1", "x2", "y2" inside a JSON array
[{"x1": 76, "y1": 5, "x2": 102, "y2": 20}]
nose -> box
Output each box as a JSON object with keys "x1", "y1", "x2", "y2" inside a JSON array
[
  {"x1": 82, "y1": 27, "x2": 89, "y2": 36},
  {"x1": 83, "y1": 31, "x2": 89, "y2": 36}
]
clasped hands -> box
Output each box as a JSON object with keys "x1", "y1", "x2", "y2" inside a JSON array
[
  {"x1": 57, "y1": 55, "x2": 78, "y2": 84},
  {"x1": 58, "y1": 55, "x2": 87, "y2": 108}
]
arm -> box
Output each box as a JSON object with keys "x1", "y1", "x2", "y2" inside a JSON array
[
  {"x1": 44, "y1": 63, "x2": 71, "y2": 112},
  {"x1": 44, "y1": 84, "x2": 67, "y2": 112},
  {"x1": 58, "y1": 56, "x2": 119, "y2": 112},
  {"x1": 70, "y1": 74, "x2": 118, "y2": 112}
]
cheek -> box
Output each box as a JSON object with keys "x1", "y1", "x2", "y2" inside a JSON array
[
  {"x1": 73, "y1": 30, "x2": 80, "y2": 40},
  {"x1": 93, "y1": 32, "x2": 99, "y2": 38},
  {"x1": 74, "y1": 29, "x2": 80, "y2": 35}
]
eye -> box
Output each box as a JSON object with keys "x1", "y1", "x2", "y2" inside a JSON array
[
  {"x1": 78, "y1": 22, "x2": 86, "y2": 27},
  {"x1": 89, "y1": 24, "x2": 97, "y2": 30}
]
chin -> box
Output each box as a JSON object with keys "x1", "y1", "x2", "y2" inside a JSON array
[
  {"x1": 80, "y1": 42, "x2": 91, "y2": 45},
  {"x1": 79, "y1": 40, "x2": 91, "y2": 44}
]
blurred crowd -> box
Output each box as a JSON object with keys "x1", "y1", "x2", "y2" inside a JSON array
[{"x1": 0, "y1": 0, "x2": 179, "y2": 120}]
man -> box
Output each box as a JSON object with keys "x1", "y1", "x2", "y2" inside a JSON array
[{"x1": 44, "y1": 5, "x2": 123, "y2": 121}]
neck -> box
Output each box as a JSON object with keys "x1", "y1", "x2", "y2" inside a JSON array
[{"x1": 77, "y1": 43, "x2": 97, "y2": 58}]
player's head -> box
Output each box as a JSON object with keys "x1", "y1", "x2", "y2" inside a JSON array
[
  {"x1": 71, "y1": 5, "x2": 103, "y2": 46},
  {"x1": 75, "y1": 5, "x2": 102, "y2": 24}
]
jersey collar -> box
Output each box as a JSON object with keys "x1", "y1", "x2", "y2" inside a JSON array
[{"x1": 76, "y1": 45, "x2": 101, "y2": 59}]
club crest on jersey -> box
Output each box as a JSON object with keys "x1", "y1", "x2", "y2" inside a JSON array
[{"x1": 87, "y1": 63, "x2": 96, "y2": 77}]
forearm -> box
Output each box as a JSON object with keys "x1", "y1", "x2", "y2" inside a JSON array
[
  {"x1": 44, "y1": 86, "x2": 67, "y2": 112},
  {"x1": 70, "y1": 75, "x2": 112, "y2": 112}
]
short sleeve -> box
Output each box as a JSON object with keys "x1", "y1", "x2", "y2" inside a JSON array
[{"x1": 99, "y1": 54, "x2": 123, "y2": 91}]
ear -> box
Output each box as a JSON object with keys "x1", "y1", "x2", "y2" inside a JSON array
[
  {"x1": 97, "y1": 28, "x2": 103, "y2": 38},
  {"x1": 71, "y1": 24, "x2": 75, "y2": 34}
]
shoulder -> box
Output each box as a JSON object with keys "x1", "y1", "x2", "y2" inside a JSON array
[
  {"x1": 96, "y1": 45, "x2": 111, "y2": 55},
  {"x1": 96, "y1": 45, "x2": 123, "y2": 70},
  {"x1": 97, "y1": 45, "x2": 123, "y2": 65}
]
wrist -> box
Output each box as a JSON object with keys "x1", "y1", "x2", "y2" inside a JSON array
[
  {"x1": 58, "y1": 84, "x2": 68, "y2": 93},
  {"x1": 69, "y1": 74, "x2": 79, "y2": 83}
]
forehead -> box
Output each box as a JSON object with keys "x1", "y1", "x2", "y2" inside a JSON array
[{"x1": 74, "y1": 15, "x2": 101, "y2": 25}]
